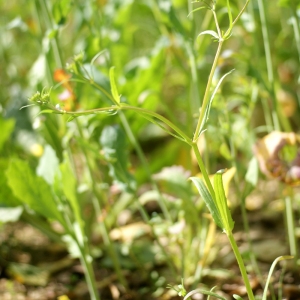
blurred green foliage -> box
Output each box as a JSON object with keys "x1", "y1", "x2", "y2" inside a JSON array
[{"x1": 0, "y1": 0, "x2": 300, "y2": 298}]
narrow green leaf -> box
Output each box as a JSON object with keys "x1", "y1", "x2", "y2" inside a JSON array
[
  {"x1": 109, "y1": 66, "x2": 120, "y2": 105},
  {"x1": 6, "y1": 159, "x2": 63, "y2": 222},
  {"x1": 187, "y1": 6, "x2": 206, "y2": 17},
  {"x1": 199, "y1": 69, "x2": 234, "y2": 138},
  {"x1": 226, "y1": 0, "x2": 233, "y2": 29},
  {"x1": 198, "y1": 30, "x2": 219, "y2": 40},
  {"x1": 214, "y1": 171, "x2": 234, "y2": 232},
  {"x1": 190, "y1": 177, "x2": 223, "y2": 229},
  {"x1": 262, "y1": 255, "x2": 294, "y2": 300}
]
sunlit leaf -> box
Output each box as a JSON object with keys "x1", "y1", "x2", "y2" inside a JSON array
[
  {"x1": 214, "y1": 170, "x2": 234, "y2": 232},
  {"x1": 198, "y1": 30, "x2": 219, "y2": 40},
  {"x1": 6, "y1": 160, "x2": 63, "y2": 222},
  {"x1": 190, "y1": 177, "x2": 223, "y2": 229}
]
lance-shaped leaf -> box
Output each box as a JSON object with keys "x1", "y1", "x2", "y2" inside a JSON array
[
  {"x1": 214, "y1": 170, "x2": 234, "y2": 233},
  {"x1": 190, "y1": 177, "x2": 223, "y2": 229},
  {"x1": 6, "y1": 159, "x2": 63, "y2": 223},
  {"x1": 198, "y1": 30, "x2": 219, "y2": 40},
  {"x1": 109, "y1": 66, "x2": 120, "y2": 105}
]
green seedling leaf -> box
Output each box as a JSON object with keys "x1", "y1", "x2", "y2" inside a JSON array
[
  {"x1": 214, "y1": 170, "x2": 234, "y2": 233},
  {"x1": 198, "y1": 30, "x2": 219, "y2": 40},
  {"x1": 100, "y1": 125, "x2": 136, "y2": 192},
  {"x1": 0, "y1": 117, "x2": 15, "y2": 151},
  {"x1": 109, "y1": 67, "x2": 120, "y2": 105},
  {"x1": 6, "y1": 159, "x2": 63, "y2": 223},
  {"x1": 262, "y1": 255, "x2": 294, "y2": 300},
  {"x1": 190, "y1": 177, "x2": 223, "y2": 229}
]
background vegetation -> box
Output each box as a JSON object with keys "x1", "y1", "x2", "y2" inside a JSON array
[{"x1": 0, "y1": 0, "x2": 300, "y2": 299}]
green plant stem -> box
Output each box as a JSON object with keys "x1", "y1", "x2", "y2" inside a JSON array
[
  {"x1": 193, "y1": 40, "x2": 223, "y2": 142},
  {"x1": 256, "y1": 0, "x2": 281, "y2": 131},
  {"x1": 191, "y1": 142, "x2": 215, "y2": 199},
  {"x1": 227, "y1": 232, "x2": 255, "y2": 300},
  {"x1": 75, "y1": 119, "x2": 127, "y2": 288},
  {"x1": 78, "y1": 246, "x2": 100, "y2": 300},
  {"x1": 38, "y1": 0, "x2": 63, "y2": 68},
  {"x1": 51, "y1": 103, "x2": 192, "y2": 144},
  {"x1": 285, "y1": 191, "x2": 297, "y2": 262}
]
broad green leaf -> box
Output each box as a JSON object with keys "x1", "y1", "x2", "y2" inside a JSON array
[
  {"x1": 6, "y1": 160, "x2": 63, "y2": 222},
  {"x1": 37, "y1": 145, "x2": 59, "y2": 185},
  {"x1": 0, "y1": 117, "x2": 15, "y2": 151},
  {"x1": 214, "y1": 171, "x2": 234, "y2": 232},
  {"x1": 190, "y1": 177, "x2": 223, "y2": 229},
  {"x1": 100, "y1": 125, "x2": 136, "y2": 192},
  {"x1": 109, "y1": 67, "x2": 120, "y2": 105}
]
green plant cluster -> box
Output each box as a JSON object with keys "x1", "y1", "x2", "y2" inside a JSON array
[{"x1": 0, "y1": 0, "x2": 300, "y2": 299}]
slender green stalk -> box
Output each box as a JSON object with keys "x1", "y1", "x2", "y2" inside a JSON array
[
  {"x1": 78, "y1": 246, "x2": 100, "y2": 300},
  {"x1": 256, "y1": 0, "x2": 280, "y2": 131},
  {"x1": 193, "y1": 40, "x2": 223, "y2": 142},
  {"x1": 50, "y1": 103, "x2": 192, "y2": 144},
  {"x1": 191, "y1": 142, "x2": 215, "y2": 199},
  {"x1": 227, "y1": 232, "x2": 255, "y2": 300},
  {"x1": 75, "y1": 119, "x2": 127, "y2": 288},
  {"x1": 285, "y1": 192, "x2": 297, "y2": 262}
]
